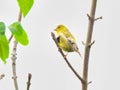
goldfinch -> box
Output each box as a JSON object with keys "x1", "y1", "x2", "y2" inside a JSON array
[{"x1": 54, "y1": 24, "x2": 82, "y2": 57}]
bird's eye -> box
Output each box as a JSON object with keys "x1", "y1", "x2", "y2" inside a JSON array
[{"x1": 57, "y1": 26, "x2": 61, "y2": 28}]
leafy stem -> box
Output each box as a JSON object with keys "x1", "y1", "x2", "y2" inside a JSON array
[{"x1": 11, "y1": 10, "x2": 22, "y2": 90}]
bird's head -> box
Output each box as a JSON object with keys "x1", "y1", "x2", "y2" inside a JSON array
[{"x1": 54, "y1": 24, "x2": 67, "y2": 34}]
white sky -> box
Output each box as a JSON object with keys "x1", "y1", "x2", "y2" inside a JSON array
[{"x1": 0, "y1": 0, "x2": 119, "y2": 90}]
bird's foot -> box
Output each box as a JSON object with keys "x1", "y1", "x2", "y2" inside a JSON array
[{"x1": 63, "y1": 53, "x2": 68, "y2": 58}]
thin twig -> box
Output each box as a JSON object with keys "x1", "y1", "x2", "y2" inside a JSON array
[
  {"x1": 18, "y1": 11, "x2": 22, "y2": 22},
  {"x1": 82, "y1": 40, "x2": 95, "y2": 47},
  {"x1": 11, "y1": 10, "x2": 22, "y2": 90},
  {"x1": 87, "y1": 81, "x2": 92, "y2": 85},
  {"x1": 82, "y1": 41, "x2": 85, "y2": 46},
  {"x1": 82, "y1": 0, "x2": 97, "y2": 90},
  {"x1": 51, "y1": 32, "x2": 85, "y2": 83},
  {"x1": 0, "y1": 73, "x2": 5, "y2": 80},
  {"x1": 88, "y1": 40, "x2": 95, "y2": 47},
  {"x1": 9, "y1": 35, "x2": 13, "y2": 43},
  {"x1": 87, "y1": 14, "x2": 94, "y2": 21},
  {"x1": 26, "y1": 73, "x2": 32, "y2": 90},
  {"x1": 94, "y1": 16, "x2": 102, "y2": 21}
]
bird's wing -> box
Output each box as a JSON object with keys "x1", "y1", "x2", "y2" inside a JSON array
[
  {"x1": 67, "y1": 37, "x2": 78, "y2": 50},
  {"x1": 56, "y1": 36, "x2": 60, "y2": 43},
  {"x1": 63, "y1": 29, "x2": 76, "y2": 41}
]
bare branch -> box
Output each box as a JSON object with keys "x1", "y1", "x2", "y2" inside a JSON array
[
  {"x1": 51, "y1": 32, "x2": 85, "y2": 83},
  {"x1": 9, "y1": 35, "x2": 13, "y2": 43},
  {"x1": 88, "y1": 40, "x2": 95, "y2": 47},
  {"x1": 26, "y1": 73, "x2": 32, "y2": 90},
  {"x1": 82, "y1": 0, "x2": 97, "y2": 90},
  {"x1": 94, "y1": 16, "x2": 102, "y2": 21},
  {"x1": 87, "y1": 14, "x2": 94, "y2": 21},
  {"x1": 0, "y1": 74, "x2": 5, "y2": 80}
]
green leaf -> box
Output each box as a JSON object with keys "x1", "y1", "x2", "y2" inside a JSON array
[
  {"x1": 0, "y1": 35, "x2": 9, "y2": 64},
  {"x1": 0, "y1": 22, "x2": 9, "y2": 64},
  {"x1": 17, "y1": 0, "x2": 34, "y2": 17},
  {"x1": 0, "y1": 22, "x2": 6, "y2": 38},
  {"x1": 8, "y1": 22, "x2": 29, "y2": 46}
]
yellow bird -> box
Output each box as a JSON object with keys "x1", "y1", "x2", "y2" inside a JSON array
[{"x1": 54, "y1": 24, "x2": 82, "y2": 57}]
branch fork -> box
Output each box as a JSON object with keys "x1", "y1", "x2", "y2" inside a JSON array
[
  {"x1": 52, "y1": 1, "x2": 98, "y2": 90},
  {"x1": 82, "y1": 0, "x2": 98, "y2": 90},
  {"x1": 94, "y1": 16, "x2": 102, "y2": 21},
  {"x1": 51, "y1": 32, "x2": 85, "y2": 84},
  {"x1": 87, "y1": 14, "x2": 94, "y2": 22},
  {"x1": 26, "y1": 73, "x2": 32, "y2": 90},
  {"x1": 88, "y1": 40, "x2": 95, "y2": 47},
  {"x1": 87, "y1": 14, "x2": 102, "y2": 22},
  {"x1": 82, "y1": 40, "x2": 95, "y2": 47}
]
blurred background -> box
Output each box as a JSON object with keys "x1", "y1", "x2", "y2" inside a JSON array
[{"x1": 0, "y1": 0, "x2": 119, "y2": 90}]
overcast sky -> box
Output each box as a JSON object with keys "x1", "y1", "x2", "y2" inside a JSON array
[{"x1": 0, "y1": 0, "x2": 119, "y2": 90}]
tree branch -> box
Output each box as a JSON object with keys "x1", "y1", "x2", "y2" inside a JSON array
[
  {"x1": 11, "y1": 10, "x2": 22, "y2": 90},
  {"x1": 26, "y1": 73, "x2": 32, "y2": 90},
  {"x1": 11, "y1": 40, "x2": 18, "y2": 90},
  {"x1": 51, "y1": 32, "x2": 85, "y2": 83},
  {"x1": 82, "y1": 0, "x2": 97, "y2": 90}
]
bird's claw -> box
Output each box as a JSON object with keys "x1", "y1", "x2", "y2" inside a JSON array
[{"x1": 63, "y1": 53, "x2": 68, "y2": 58}]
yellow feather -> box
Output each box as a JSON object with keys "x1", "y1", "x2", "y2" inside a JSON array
[{"x1": 54, "y1": 24, "x2": 82, "y2": 57}]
